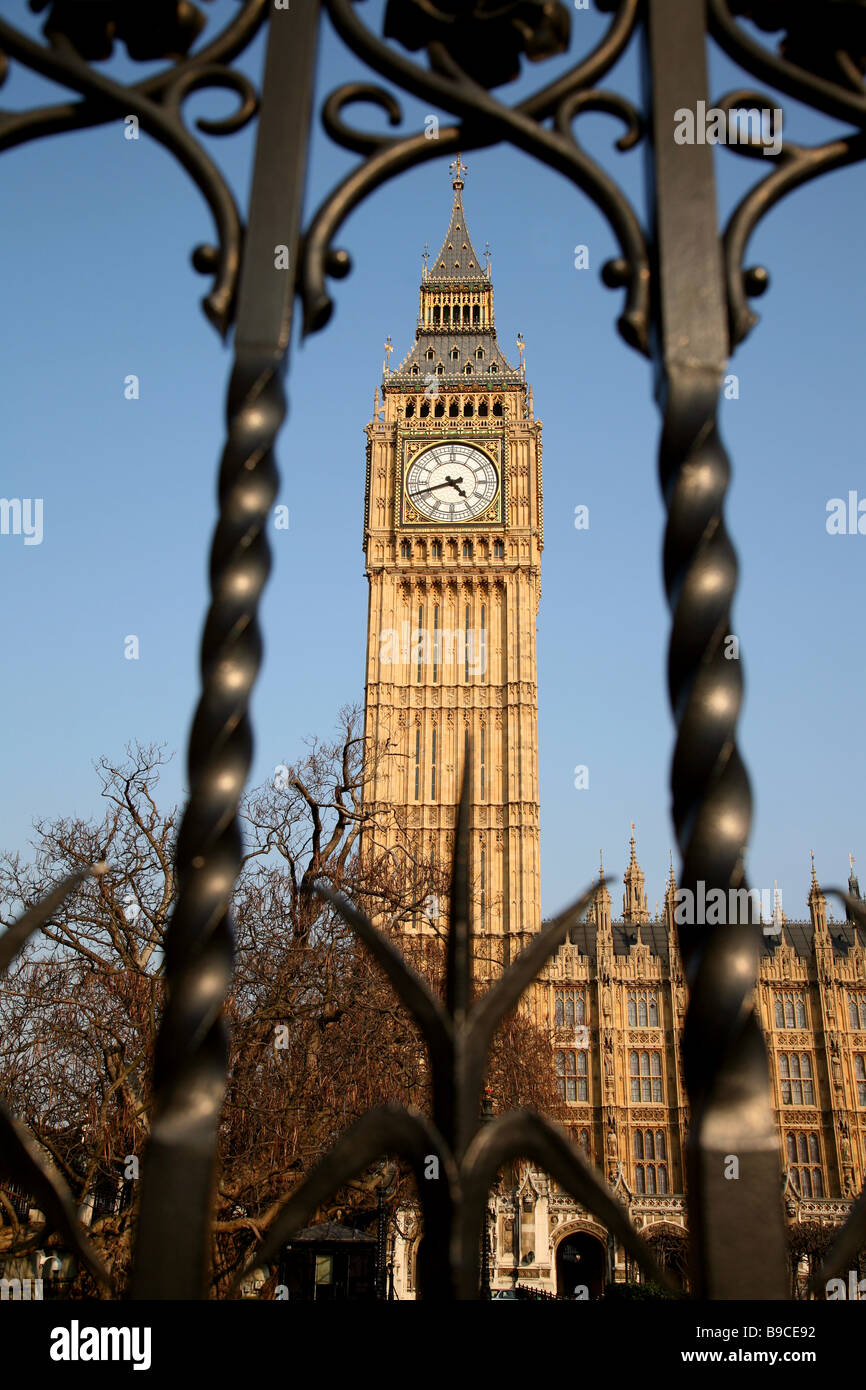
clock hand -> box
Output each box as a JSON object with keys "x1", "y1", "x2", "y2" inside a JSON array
[{"x1": 409, "y1": 476, "x2": 466, "y2": 500}]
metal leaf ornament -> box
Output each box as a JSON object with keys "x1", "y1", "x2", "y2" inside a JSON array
[
  {"x1": 383, "y1": 0, "x2": 571, "y2": 88},
  {"x1": 234, "y1": 762, "x2": 668, "y2": 1299}
]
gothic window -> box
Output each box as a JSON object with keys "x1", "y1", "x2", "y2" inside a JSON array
[
  {"x1": 658, "y1": 1165, "x2": 668, "y2": 1193},
  {"x1": 413, "y1": 727, "x2": 421, "y2": 802},
  {"x1": 432, "y1": 604, "x2": 439, "y2": 682},
  {"x1": 420, "y1": 400, "x2": 430, "y2": 418},
  {"x1": 431, "y1": 727, "x2": 437, "y2": 800},
  {"x1": 432, "y1": 540, "x2": 442, "y2": 559},
  {"x1": 436, "y1": 362, "x2": 445, "y2": 375},
  {"x1": 630, "y1": 1050, "x2": 663, "y2": 1103},
  {"x1": 578, "y1": 1128, "x2": 590, "y2": 1159},
  {"x1": 478, "y1": 400, "x2": 489, "y2": 418},
  {"x1": 464, "y1": 364, "x2": 473, "y2": 376},
  {"x1": 463, "y1": 540, "x2": 473, "y2": 559},
  {"x1": 480, "y1": 846, "x2": 486, "y2": 929},
  {"x1": 856, "y1": 1056, "x2": 866, "y2": 1106},
  {"x1": 473, "y1": 304, "x2": 480, "y2": 324},
  {"x1": 417, "y1": 603, "x2": 423, "y2": 683},
  {"x1": 443, "y1": 305, "x2": 450, "y2": 324},
  {"x1": 774, "y1": 991, "x2": 807, "y2": 1029},
  {"x1": 411, "y1": 363, "x2": 420, "y2": 375},
  {"x1": 405, "y1": 401, "x2": 414, "y2": 418},
  {"x1": 634, "y1": 1131, "x2": 643, "y2": 1160},
  {"x1": 554, "y1": 988, "x2": 586, "y2": 1028},
  {"x1": 451, "y1": 346, "x2": 460, "y2": 360},
  {"x1": 779, "y1": 1053, "x2": 814, "y2": 1105},
  {"x1": 656, "y1": 1130, "x2": 667, "y2": 1160},
  {"x1": 434, "y1": 400, "x2": 445, "y2": 418},
  {"x1": 492, "y1": 398, "x2": 503, "y2": 417},
  {"x1": 464, "y1": 400, "x2": 474, "y2": 417},
  {"x1": 426, "y1": 346, "x2": 435, "y2": 360},
  {"x1": 464, "y1": 604, "x2": 471, "y2": 682},
  {"x1": 400, "y1": 540, "x2": 411, "y2": 558},
  {"x1": 634, "y1": 1131, "x2": 667, "y2": 1193},
  {"x1": 493, "y1": 539, "x2": 504, "y2": 558},
  {"x1": 433, "y1": 306, "x2": 440, "y2": 326},
  {"x1": 555, "y1": 1050, "x2": 588, "y2": 1102},
  {"x1": 449, "y1": 398, "x2": 459, "y2": 418},
  {"x1": 786, "y1": 1132, "x2": 824, "y2": 1197},
  {"x1": 489, "y1": 363, "x2": 498, "y2": 373},
  {"x1": 627, "y1": 990, "x2": 659, "y2": 1027},
  {"x1": 476, "y1": 346, "x2": 485, "y2": 359},
  {"x1": 849, "y1": 993, "x2": 866, "y2": 1030}
]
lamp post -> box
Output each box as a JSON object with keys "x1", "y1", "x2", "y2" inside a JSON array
[{"x1": 479, "y1": 1086, "x2": 494, "y2": 1299}]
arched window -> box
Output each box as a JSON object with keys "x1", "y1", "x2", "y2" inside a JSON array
[
  {"x1": 785, "y1": 1000, "x2": 795, "y2": 1028},
  {"x1": 473, "y1": 304, "x2": 480, "y2": 324},
  {"x1": 462, "y1": 540, "x2": 473, "y2": 558},
  {"x1": 433, "y1": 305, "x2": 440, "y2": 325},
  {"x1": 555, "y1": 996, "x2": 564, "y2": 1027},
  {"x1": 464, "y1": 364, "x2": 473, "y2": 376},
  {"x1": 434, "y1": 400, "x2": 444, "y2": 417},
  {"x1": 795, "y1": 999, "x2": 806, "y2": 1027},
  {"x1": 492, "y1": 398, "x2": 503, "y2": 417},
  {"x1": 775, "y1": 999, "x2": 784, "y2": 1027},
  {"x1": 635, "y1": 1167, "x2": 645, "y2": 1195},
  {"x1": 813, "y1": 1169, "x2": 824, "y2": 1197},
  {"x1": 634, "y1": 1132, "x2": 644, "y2": 1160},
  {"x1": 426, "y1": 346, "x2": 435, "y2": 359},
  {"x1": 656, "y1": 1131, "x2": 666, "y2": 1160},
  {"x1": 493, "y1": 539, "x2": 504, "y2": 558},
  {"x1": 630, "y1": 1051, "x2": 664, "y2": 1103},
  {"x1": 628, "y1": 998, "x2": 637, "y2": 1026},
  {"x1": 431, "y1": 539, "x2": 442, "y2": 559},
  {"x1": 489, "y1": 363, "x2": 498, "y2": 373},
  {"x1": 476, "y1": 345, "x2": 484, "y2": 359},
  {"x1": 645, "y1": 1131, "x2": 655, "y2": 1160},
  {"x1": 657, "y1": 1165, "x2": 668, "y2": 1194},
  {"x1": 649, "y1": 997, "x2": 659, "y2": 1026},
  {"x1": 578, "y1": 1129, "x2": 590, "y2": 1157},
  {"x1": 400, "y1": 540, "x2": 411, "y2": 558},
  {"x1": 638, "y1": 997, "x2": 648, "y2": 1026},
  {"x1": 646, "y1": 1166, "x2": 656, "y2": 1195},
  {"x1": 451, "y1": 346, "x2": 460, "y2": 360},
  {"x1": 478, "y1": 400, "x2": 489, "y2": 418},
  {"x1": 443, "y1": 305, "x2": 450, "y2": 325},
  {"x1": 449, "y1": 398, "x2": 459, "y2": 418},
  {"x1": 405, "y1": 400, "x2": 414, "y2": 418},
  {"x1": 420, "y1": 400, "x2": 430, "y2": 418},
  {"x1": 464, "y1": 400, "x2": 474, "y2": 417}
]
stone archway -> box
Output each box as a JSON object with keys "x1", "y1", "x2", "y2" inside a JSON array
[
  {"x1": 555, "y1": 1230, "x2": 606, "y2": 1300},
  {"x1": 644, "y1": 1221, "x2": 689, "y2": 1291}
]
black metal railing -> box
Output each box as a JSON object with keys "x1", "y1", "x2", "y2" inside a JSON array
[{"x1": 1, "y1": 0, "x2": 866, "y2": 1300}]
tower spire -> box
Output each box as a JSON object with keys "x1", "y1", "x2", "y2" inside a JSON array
[{"x1": 622, "y1": 822, "x2": 649, "y2": 924}]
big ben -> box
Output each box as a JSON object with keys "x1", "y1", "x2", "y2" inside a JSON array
[{"x1": 362, "y1": 158, "x2": 543, "y2": 975}]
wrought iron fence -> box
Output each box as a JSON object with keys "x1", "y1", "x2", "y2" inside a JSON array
[{"x1": 1, "y1": 0, "x2": 866, "y2": 1301}]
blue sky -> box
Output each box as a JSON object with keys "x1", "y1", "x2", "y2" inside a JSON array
[{"x1": 1, "y1": 2, "x2": 863, "y2": 923}]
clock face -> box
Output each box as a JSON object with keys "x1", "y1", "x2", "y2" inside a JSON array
[{"x1": 405, "y1": 442, "x2": 499, "y2": 523}]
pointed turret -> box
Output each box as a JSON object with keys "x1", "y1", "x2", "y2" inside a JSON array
[
  {"x1": 622, "y1": 823, "x2": 650, "y2": 924},
  {"x1": 664, "y1": 852, "x2": 678, "y2": 932},
  {"x1": 808, "y1": 851, "x2": 828, "y2": 936},
  {"x1": 389, "y1": 157, "x2": 522, "y2": 388},
  {"x1": 849, "y1": 852, "x2": 861, "y2": 903},
  {"x1": 590, "y1": 849, "x2": 612, "y2": 933}
]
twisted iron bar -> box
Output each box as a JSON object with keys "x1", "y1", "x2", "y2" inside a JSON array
[{"x1": 131, "y1": 353, "x2": 284, "y2": 1298}]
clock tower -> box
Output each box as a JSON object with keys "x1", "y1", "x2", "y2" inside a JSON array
[{"x1": 362, "y1": 159, "x2": 543, "y2": 975}]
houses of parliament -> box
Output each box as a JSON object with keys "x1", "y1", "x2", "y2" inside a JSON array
[{"x1": 360, "y1": 160, "x2": 866, "y2": 1298}]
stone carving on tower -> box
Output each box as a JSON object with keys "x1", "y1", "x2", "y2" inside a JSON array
[{"x1": 361, "y1": 158, "x2": 543, "y2": 975}]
